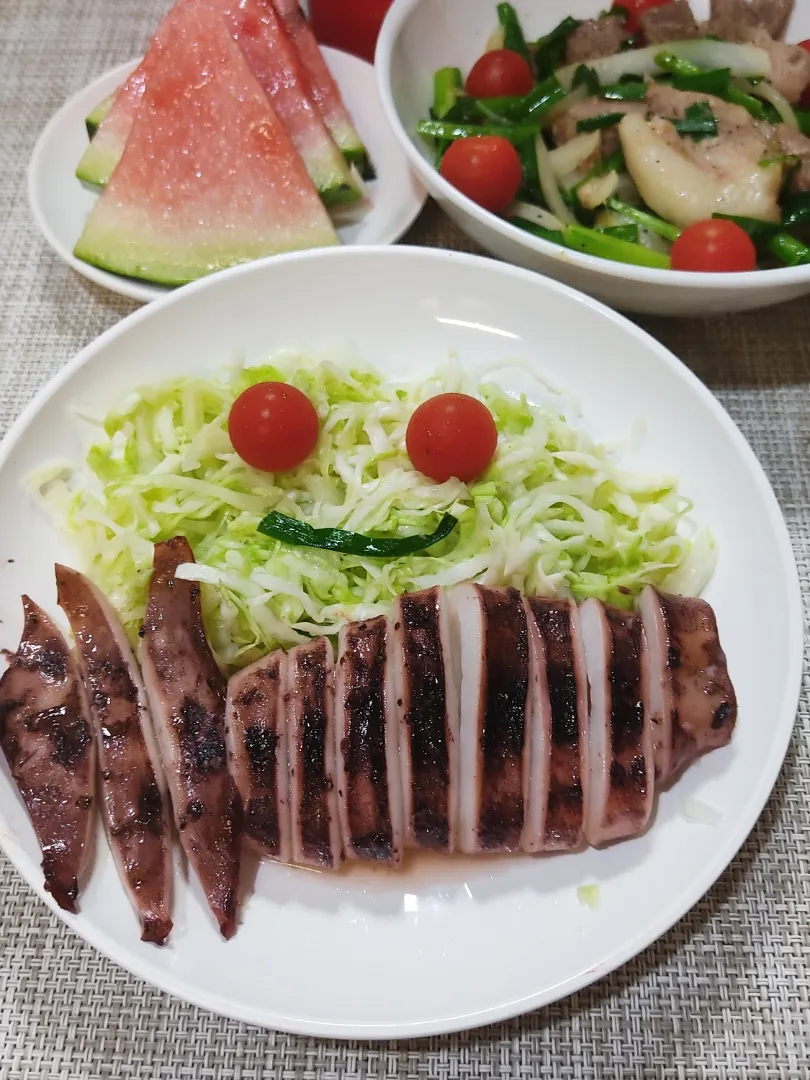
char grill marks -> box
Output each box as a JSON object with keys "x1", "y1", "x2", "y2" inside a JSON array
[
  {"x1": 335, "y1": 616, "x2": 403, "y2": 864},
  {"x1": 225, "y1": 650, "x2": 290, "y2": 862},
  {"x1": 580, "y1": 601, "x2": 653, "y2": 847},
  {"x1": 0, "y1": 596, "x2": 96, "y2": 912},
  {"x1": 141, "y1": 536, "x2": 241, "y2": 938},
  {"x1": 286, "y1": 637, "x2": 342, "y2": 869},
  {"x1": 56, "y1": 565, "x2": 173, "y2": 944},
  {"x1": 639, "y1": 586, "x2": 737, "y2": 783},
  {"x1": 393, "y1": 587, "x2": 459, "y2": 853},
  {"x1": 522, "y1": 598, "x2": 588, "y2": 853},
  {"x1": 451, "y1": 584, "x2": 530, "y2": 854}
]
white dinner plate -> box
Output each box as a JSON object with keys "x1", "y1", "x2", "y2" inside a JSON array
[
  {"x1": 0, "y1": 247, "x2": 801, "y2": 1037},
  {"x1": 27, "y1": 50, "x2": 426, "y2": 304}
]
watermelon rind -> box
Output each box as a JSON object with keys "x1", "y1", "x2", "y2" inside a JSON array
[
  {"x1": 75, "y1": 137, "x2": 120, "y2": 188},
  {"x1": 85, "y1": 93, "x2": 116, "y2": 140},
  {"x1": 73, "y1": 224, "x2": 339, "y2": 287}
]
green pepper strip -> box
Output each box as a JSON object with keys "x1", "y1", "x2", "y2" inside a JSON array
[
  {"x1": 257, "y1": 511, "x2": 459, "y2": 558},
  {"x1": 497, "y1": 3, "x2": 530, "y2": 62},
  {"x1": 605, "y1": 198, "x2": 682, "y2": 242},
  {"x1": 417, "y1": 119, "x2": 540, "y2": 143},
  {"x1": 433, "y1": 67, "x2": 464, "y2": 119},
  {"x1": 564, "y1": 224, "x2": 671, "y2": 269}
]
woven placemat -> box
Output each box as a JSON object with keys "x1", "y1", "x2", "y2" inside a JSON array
[{"x1": 1, "y1": 1, "x2": 808, "y2": 1075}]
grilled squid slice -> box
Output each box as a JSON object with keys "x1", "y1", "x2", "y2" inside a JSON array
[
  {"x1": 450, "y1": 584, "x2": 531, "y2": 854},
  {"x1": 0, "y1": 596, "x2": 96, "y2": 912},
  {"x1": 56, "y1": 565, "x2": 173, "y2": 945},
  {"x1": 335, "y1": 616, "x2": 404, "y2": 865},
  {"x1": 522, "y1": 598, "x2": 589, "y2": 853},
  {"x1": 580, "y1": 600, "x2": 654, "y2": 847},
  {"x1": 392, "y1": 587, "x2": 459, "y2": 853},
  {"x1": 141, "y1": 537, "x2": 241, "y2": 938},
  {"x1": 639, "y1": 586, "x2": 737, "y2": 783},
  {"x1": 225, "y1": 650, "x2": 290, "y2": 863},
  {"x1": 286, "y1": 637, "x2": 342, "y2": 869}
]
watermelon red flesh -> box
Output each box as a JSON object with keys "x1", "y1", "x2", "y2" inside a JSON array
[
  {"x1": 75, "y1": 0, "x2": 193, "y2": 188},
  {"x1": 73, "y1": 0, "x2": 339, "y2": 286},
  {"x1": 270, "y1": 0, "x2": 366, "y2": 161},
  {"x1": 214, "y1": 0, "x2": 359, "y2": 204}
]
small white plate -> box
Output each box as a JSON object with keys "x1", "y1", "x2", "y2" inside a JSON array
[
  {"x1": 28, "y1": 49, "x2": 426, "y2": 304},
  {"x1": 0, "y1": 247, "x2": 802, "y2": 1037}
]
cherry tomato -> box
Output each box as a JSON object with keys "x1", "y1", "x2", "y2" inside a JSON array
[
  {"x1": 798, "y1": 40, "x2": 810, "y2": 105},
  {"x1": 612, "y1": 0, "x2": 671, "y2": 33},
  {"x1": 228, "y1": 382, "x2": 319, "y2": 472},
  {"x1": 465, "y1": 49, "x2": 535, "y2": 98},
  {"x1": 308, "y1": 0, "x2": 392, "y2": 64},
  {"x1": 406, "y1": 394, "x2": 498, "y2": 484},
  {"x1": 439, "y1": 136, "x2": 523, "y2": 214},
  {"x1": 670, "y1": 219, "x2": 758, "y2": 273}
]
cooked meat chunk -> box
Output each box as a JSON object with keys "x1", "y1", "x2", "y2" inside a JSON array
[
  {"x1": 565, "y1": 16, "x2": 630, "y2": 65},
  {"x1": 777, "y1": 122, "x2": 810, "y2": 190},
  {"x1": 707, "y1": 0, "x2": 794, "y2": 41},
  {"x1": 745, "y1": 28, "x2": 810, "y2": 103},
  {"x1": 638, "y1": 0, "x2": 699, "y2": 44},
  {"x1": 552, "y1": 97, "x2": 648, "y2": 159}
]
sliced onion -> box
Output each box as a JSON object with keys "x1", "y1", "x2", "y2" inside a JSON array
[
  {"x1": 577, "y1": 170, "x2": 619, "y2": 210},
  {"x1": 535, "y1": 133, "x2": 576, "y2": 226},
  {"x1": 557, "y1": 39, "x2": 771, "y2": 89},
  {"x1": 511, "y1": 202, "x2": 565, "y2": 231},
  {"x1": 738, "y1": 76, "x2": 799, "y2": 128},
  {"x1": 548, "y1": 131, "x2": 601, "y2": 179},
  {"x1": 542, "y1": 84, "x2": 589, "y2": 127},
  {"x1": 485, "y1": 25, "x2": 505, "y2": 51}
]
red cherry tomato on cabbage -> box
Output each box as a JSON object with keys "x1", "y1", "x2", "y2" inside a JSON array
[
  {"x1": 613, "y1": 0, "x2": 670, "y2": 33},
  {"x1": 406, "y1": 394, "x2": 498, "y2": 484},
  {"x1": 465, "y1": 49, "x2": 535, "y2": 98},
  {"x1": 228, "y1": 382, "x2": 319, "y2": 472},
  {"x1": 670, "y1": 219, "x2": 758, "y2": 273},
  {"x1": 797, "y1": 40, "x2": 810, "y2": 104},
  {"x1": 439, "y1": 136, "x2": 523, "y2": 214}
]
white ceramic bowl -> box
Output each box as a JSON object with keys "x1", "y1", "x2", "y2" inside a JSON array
[{"x1": 376, "y1": 0, "x2": 810, "y2": 316}]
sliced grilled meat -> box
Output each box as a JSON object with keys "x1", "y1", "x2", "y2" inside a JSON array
[
  {"x1": 0, "y1": 596, "x2": 96, "y2": 912},
  {"x1": 141, "y1": 537, "x2": 241, "y2": 938},
  {"x1": 56, "y1": 565, "x2": 173, "y2": 945},
  {"x1": 580, "y1": 600, "x2": 654, "y2": 847},
  {"x1": 565, "y1": 15, "x2": 630, "y2": 64},
  {"x1": 335, "y1": 616, "x2": 403, "y2": 864},
  {"x1": 392, "y1": 587, "x2": 459, "y2": 853},
  {"x1": 450, "y1": 584, "x2": 530, "y2": 854},
  {"x1": 639, "y1": 586, "x2": 737, "y2": 784},
  {"x1": 286, "y1": 637, "x2": 342, "y2": 869},
  {"x1": 225, "y1": 650, "x2": 291, "y2": 863},
  {"x1": 638, "y1": 0, "x2": 699, "y2": 43},
  {"x1": 522, "y1": 598, "x2": 589, "y2": 853}
]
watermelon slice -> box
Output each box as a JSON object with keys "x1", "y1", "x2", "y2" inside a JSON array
[
  {"x1": 75, "y1": 0, "x2": 190, "y2": 189},
  {"x1": 85, "y1": 93, "x2": 115, "y2": 139},
  {"x1": 213, "y1": 0, "x2": 360, "y2": 205},
  {"x1": 73, "y1": 0, "x2": 339, "y2": 286},
  {"x1": 270, "y1": 0, "x2": 371, "y2": 174}
]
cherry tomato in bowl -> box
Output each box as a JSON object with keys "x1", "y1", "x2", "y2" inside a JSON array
[
  {"x1": 670, "y1": 220, "x2": 758, "y2": 274},
  {"x1": 406, "y1": 393, "x2": 498, "y2": 484},
  {"x1": 611, "y1": 0, "x2": 671, "y2": 33},
  {"x1": 465, "y1": 49, "x2": 535, "y2": 98},
  {"x1": 439, "y1": 135, "x2": 523, "y2": 214},
  {"x1": 228, "y1": 382, "x2": 320, "y2": 472}
]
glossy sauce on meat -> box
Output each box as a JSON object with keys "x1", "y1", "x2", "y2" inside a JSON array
[
  {"x1": 335, "y1": 616, "x2": 403, "y2": 864},
  {"x1": 141, "y1": 537, "x2": 241, "y2": 938},
  {"x1": 286, "y1": 637, "x2": 341, "y2": 869},
  {"x1": 0, "y1": 596, "x2": 96, "y2": 912},
  {"x1": 56, "y1": 564, "x2": 173, "y2": 944},
  {"x1": 394, "y1": 587, "x2": 459, "y2": 853},
  {"x1": 225, "y1": 650, "x2": 290, "y2": 862}
]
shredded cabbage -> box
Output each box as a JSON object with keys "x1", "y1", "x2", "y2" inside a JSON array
[{"x1": 31, "y1": 356, "x2": 715, "y2": 669}]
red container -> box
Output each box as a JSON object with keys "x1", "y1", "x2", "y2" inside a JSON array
[{"x1": 308, "y1": 0, "x2": 394, "y2": 64}]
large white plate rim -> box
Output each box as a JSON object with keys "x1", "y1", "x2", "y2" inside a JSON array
[{"x1": 0, "y1": 245, "x2": 802, "y2": 1038}]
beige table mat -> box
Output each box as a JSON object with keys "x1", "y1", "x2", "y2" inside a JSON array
[{"x1": 1, "y1": 0, "x2": 809, "y2": 1075}]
